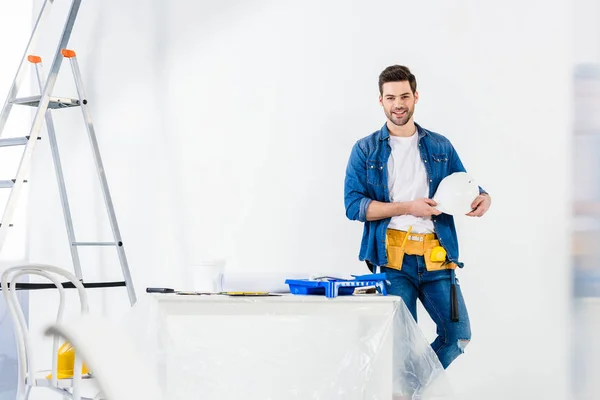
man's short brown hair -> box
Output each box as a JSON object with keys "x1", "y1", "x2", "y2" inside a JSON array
[{"x1": 378, "y1": 65, "x2": 417, "y2": 95}]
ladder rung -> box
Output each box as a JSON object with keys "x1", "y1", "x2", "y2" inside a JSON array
[
  {"x1": 0, "y1": 179, "x2": 27, "y2": 189},
  {"x1": 72, "y1": 242, "x2": 118, "y2": 247},
  {"x1": 11, "y1": 95, "x2": 80, "y2": 109},
  {"x1": 0, "y1": 137, "x2": 29, "y2": 147}
]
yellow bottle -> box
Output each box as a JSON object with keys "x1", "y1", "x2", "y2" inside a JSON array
[{"x1": 46, "y1": 341, "x2": 89, "y2": 379}]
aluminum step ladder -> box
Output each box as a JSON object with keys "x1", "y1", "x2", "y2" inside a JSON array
[{"x1": 0, "y1": 0, "x2": 136, "y2": 305}]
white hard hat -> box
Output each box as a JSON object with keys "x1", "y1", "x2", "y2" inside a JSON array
[{"x1": 432, "y1": 172, "x2": 479, "y2": 216}]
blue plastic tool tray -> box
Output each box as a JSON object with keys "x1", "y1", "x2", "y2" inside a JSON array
[{"x1": 285, "y1": 273, "x2": 388, "y2": 298}]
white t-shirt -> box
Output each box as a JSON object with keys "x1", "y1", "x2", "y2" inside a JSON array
[{"x1": 387, "y1": 132, "x2": 435, "y2": 234}]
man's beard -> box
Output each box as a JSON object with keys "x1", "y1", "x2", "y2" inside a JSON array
[{"x1": 386, "y1": 107, "x2": 413, "y2": 126}]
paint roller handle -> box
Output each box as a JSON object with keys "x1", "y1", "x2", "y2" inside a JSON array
[
  {"x1": 146, "y1": 287, "x2": 175, "y2": 294},
  {"x1": 451, "y1": 284, "x2": 459, "y2": 322}
]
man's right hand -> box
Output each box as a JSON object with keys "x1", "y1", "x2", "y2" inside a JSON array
[
  {"x1": 365, "y1": 198, "x2": 442, "y2": 221},
  {"x1": 408, "y1": 198, "x2": 442, "y2": 217}
]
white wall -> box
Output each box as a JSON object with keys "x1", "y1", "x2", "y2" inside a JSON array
[
  {"x1": 0, "y1": 1, "x2": 34, "y2": 399},
  {"x1": 0, "y1": 0, "x2": 32, "y2": 262},
  {"x1": 21, "y1": 0, "x2": 571, "y2": 399}
]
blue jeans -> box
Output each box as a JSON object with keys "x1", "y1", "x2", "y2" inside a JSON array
[{"x1": 381, "y1": 255, "x2": 471, "y2": 369}]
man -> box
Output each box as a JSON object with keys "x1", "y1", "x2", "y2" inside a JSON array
[{"x1": 344, "y1": 65, "x2": 491, "y2": 369}]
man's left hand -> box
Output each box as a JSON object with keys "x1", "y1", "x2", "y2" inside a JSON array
[{"x1": 466, "y1": 194, "x2": 491, "y2": 217}]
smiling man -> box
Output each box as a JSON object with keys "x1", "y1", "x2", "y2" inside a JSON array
[{"x1": 344, "y1": 65, "x2": 491, "y2": 369}]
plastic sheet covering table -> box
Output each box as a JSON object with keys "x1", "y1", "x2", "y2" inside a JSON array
[{"x1": 124, "y1": 293, "x2": 454, "y2": 400}]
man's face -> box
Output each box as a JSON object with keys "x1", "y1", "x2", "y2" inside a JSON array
[{"x1": 379, "y1": 81, "x2": 419, "y2": 127}]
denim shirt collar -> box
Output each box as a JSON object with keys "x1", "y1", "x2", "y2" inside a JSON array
[{"x1": 379, "y1": 122, "x2": 428, "y2": 141}]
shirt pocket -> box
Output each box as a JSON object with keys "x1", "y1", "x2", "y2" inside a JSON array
[
  {"x1": 432, "y1": 153, "x2": 449, "y2": 163},
  {"x1": 366, "y1": 160, "x2": 385, "y2": 186}
]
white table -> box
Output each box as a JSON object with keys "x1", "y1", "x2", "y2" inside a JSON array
[{"x1": 127, "y1": 293, "x2": 452, "y2": 399}]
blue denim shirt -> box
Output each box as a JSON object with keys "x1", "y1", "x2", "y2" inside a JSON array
[{"x1": 344, "y1": 122, "x2": 487, "y2": 268}]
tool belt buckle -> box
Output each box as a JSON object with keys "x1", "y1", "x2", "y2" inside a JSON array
[{"x1": 407, "y1": 235, "x2": 424, "y2": 242}]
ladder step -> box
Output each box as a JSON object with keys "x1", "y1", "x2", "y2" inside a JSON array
[
  {"x1": 0, "y1": 137, "x2": 30, "y2": 147},
  {"x1": 72, "y1": 241, "x2": 119, "y2": 247},
  {"x1": 0, "y1": 179, "x2": 28, "y2": 189},
  {"x1": 11, "y1": 95, "x2": 80, "y2": 109}
]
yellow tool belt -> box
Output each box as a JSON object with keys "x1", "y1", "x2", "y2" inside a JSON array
[{"x1": 385, "y1": 228, "x2": 457, "y2": 271}]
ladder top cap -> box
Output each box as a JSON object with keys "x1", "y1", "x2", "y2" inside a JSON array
[
  {"x1": 27, "y1": 55, "x2": 41, "y2": 64},
  {"x1": 61, "y1": 49, "x2": 76, "y2": 58}
]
